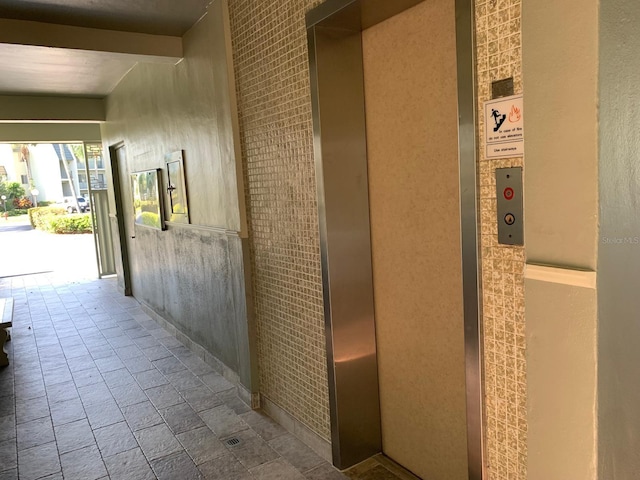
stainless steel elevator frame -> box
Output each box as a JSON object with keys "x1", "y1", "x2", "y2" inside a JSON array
[{"x1": 306, "y1": 0, "x2": 483, "y2": 477}]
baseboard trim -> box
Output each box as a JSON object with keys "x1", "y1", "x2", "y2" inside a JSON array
[
  {"x1": 139, "y1": 302, "x2": 254, "y2": 405},
  {"x1": 260, "y1": 395, "x2": 332, "y2": 463}
]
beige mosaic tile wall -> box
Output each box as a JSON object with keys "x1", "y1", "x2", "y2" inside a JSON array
[
  {"x1": 475, "y1": 0, "x2": 526, "y2": 479},
  {"x1": 227, "y1": 0, "x2": 527, "y2": 470},
  {"x1": 227, "y1": 0, "x2": 331, "y2": 441}
]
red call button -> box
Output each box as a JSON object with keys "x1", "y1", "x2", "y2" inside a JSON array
[{"x1": 503, "y1": 187, "x2": 514, "y2": 200}]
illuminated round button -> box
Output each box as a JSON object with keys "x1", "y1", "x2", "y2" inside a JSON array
[
  {"x1": 504, "y1": 187, "x2": 514, "y2": 200},
  {"x1": 504, "y1": 213, "x2": 516, "y2": 225}
]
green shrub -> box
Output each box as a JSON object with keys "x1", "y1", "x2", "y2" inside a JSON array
[
  {"x1": 45, "y1": 214, "x2": 92, "y2": 234},
  {"x1": 13, "y1": 197, "x2": 33, "y2": 209},
  {"x1": 140, "y1": 211, "x2": 161, "y2": 228},
  {"x1": 7, "y1": 209, "x2": 29, "y2": 217},
  {"x1": 37, "y1": 200, "x2": 53, "y2": 207},
  {"x1": 28, "y1": 206, "x2": 66, "y2": 229}
]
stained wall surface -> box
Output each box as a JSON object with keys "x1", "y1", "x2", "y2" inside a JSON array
[
  {"x1": 101, "y1": 2, "x2": 254, "y2": 389},
  {"x1": 598, "y1": 0, "x2": 640, "y2": 478}
]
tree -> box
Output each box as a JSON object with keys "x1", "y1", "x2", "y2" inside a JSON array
[{"x1": 0, "y1": 181, "x2": 25, "y2": 199}]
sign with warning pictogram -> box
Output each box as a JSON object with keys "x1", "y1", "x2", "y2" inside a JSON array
[{"x1": 484, "y1": 94, "x2": 524, "y2": 159}]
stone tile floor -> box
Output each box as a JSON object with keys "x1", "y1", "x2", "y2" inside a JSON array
[{"x1": 0, "y1": 273, "x2": 353, "y2": 480}]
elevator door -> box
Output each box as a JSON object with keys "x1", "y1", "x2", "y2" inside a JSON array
[{"x1": 362, "y1": 2, "x2": 468, "y2": 479}]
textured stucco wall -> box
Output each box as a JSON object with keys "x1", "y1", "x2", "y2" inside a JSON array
[
  {"x1": 598, "y1": 0, "x2": 640, "y2": 478},
  {"x1": 101, "y1": 2, "x2": 254, "y2": 389}
]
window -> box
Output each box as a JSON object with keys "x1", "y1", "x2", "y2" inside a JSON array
[{"x1": 21, "y1": 175, "x2": 28, "y2": 184}]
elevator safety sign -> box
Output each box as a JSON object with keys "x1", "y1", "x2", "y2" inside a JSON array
[{"x1": 484, "y1": 94, "x2": 524, "y2": 159}]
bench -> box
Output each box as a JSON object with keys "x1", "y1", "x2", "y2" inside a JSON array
[{"x1": 0, "y1": 298, "x2": 13, "y2": 367}]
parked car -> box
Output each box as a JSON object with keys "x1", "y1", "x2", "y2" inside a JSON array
[{"x1": 56, "y1": 197, "x2": 90, "y2": 213}]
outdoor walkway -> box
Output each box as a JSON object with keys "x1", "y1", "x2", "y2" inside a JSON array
[{"x1": 0, "y1": 273, "x2": 348, "y2": 480}]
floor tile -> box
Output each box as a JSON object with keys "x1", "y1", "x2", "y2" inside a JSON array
[
  {"x1": 240, "y1": 410, "x2": 287, "y2": 442},
  {"x1": 345, "y1": 464, "x2": 401, "y2": 480},
  {"x1": 151, "y1": 450, "x2": 202, "y2": 480},
  {"x1": 158, "y1": 336, "x2": 183, "y2": 349},
  {"x1": 304, "y1": 463, "x2": 350, "y2": 480},
  {"x1": 181, "y1": 385, "x2": 222, "y2": 412},
  {"x1": 54, "y1": 418, "x2": 95, "y2": 454},
  {"x1": 268, "y1": 433, "x2": 325, "y2": 473},
  {"x1": 134, "y1": 423, "x2": 183, "y2": 461},
  {"x1": 1, "y1": 276, "x2": 350, "y2": 480},
  {"x1": 15, "y1": 395, "x2": 50, "y2": 424},
  {"x1": 151, "y1": 353, "x2": 186, "y2": 375},
  {"x1": 110, "y1": 383, "x2": 148, "y2": 408},
  {"x1": 66, "y1": 355, "x2": 96, "y2": 373},
  {"x1": 200, "y1": 404, "x2": 249, "y2": 438},
  {"x1": 94, "y1": 421, "x2": 139, "y2": 458},
  {"x1": 108, "y1": 336, "x2": 135, "y2": 349},
  {"x1": 197, "y1": 452, "x2": 252, "y2": 480},
  {"x1": 0, "y1": 396, "x2": 15, "y2": 418},
  {"x1": 60, "y1": 444, "x2": 108, "y2": 480},
  {"x1": 200, "y1": 373, "x2": 235, "y2": 393},
  {"x1": 77, "y1": 381, "x2": 113, "y2": 407},
  {"x1": 17, "y1": 416, "x2": 54, "y2": 450},
  {"x1": 134, "y1": 369, "x2": 169, "y2": 390},
  {"x1": 141, "y1": 346, "x2": 172, "y2": 362},
  {"x1": 85, "y1": 400, "x2": 125, "y2": 429},
  {"x1": 165, "y1": 370, "x2": 204, "y2": 392},
  {"x1": 102, "y1": 368, "x2": 136, "y2": 388},
  {"x1": 0, "y1": 438, "x2": 17, "y2": 471},
  {"x1": 18, "y1": 441, "x2": 60, "y2": 480},
  {"x1": 159, "y1": 402, "x2": 205, "y2": 435},
  {"x1": 222, "y1": 428, "x2": 279, "y2": 469},
  {"x1": 45, "y1": 380, "x2": 79, "y2": 404},
  {"x1": 126, "y1": 356, "x2": 155, "y2": 374},
  {"x1": 49, "y1": 396, "x2": 86, "y2": 426},
  {"x1": 177, "y1": 425, "x2": 226, "y2": 465},
  {"x1": 177, "y1": 354, "x2": 213, "y2": 377},
  {"x1": 134, "y1": 336, "x2": 162, "y2": 350},
  {"x1": 121, "y1": 401, "x2": 164, "y2": 431},
  {"x1": 218, "y1": 389, "x2": 252, "y2": 415},
  {"x1": 0, "y1": 468, "x2": 17, "y2": 480},
  {"x1": 145, "y1": 384, "x2": 184, "y2": 410},
  {"x1": 104, "y1": 447, "x2": 155, "y2": 480},
  {"x1": 115, "y1": 345, "x2": 143, "y2": 360},
  {"x1": 42, "y1": 366, "x2": 74, "y2": 387},
  {"x1": 71, "y1": 366, "x2": 103, "y2": 387},
  {"x1": 250, "y1": 458, "x2": 307, "y2": 480}
]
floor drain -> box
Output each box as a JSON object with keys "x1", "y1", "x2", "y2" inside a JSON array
[{"x1": 226, "y1": 438, "x2": 241, "y2": 447}]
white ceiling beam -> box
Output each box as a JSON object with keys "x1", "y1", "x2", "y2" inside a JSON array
[
  {"x1": 0, "y1": 18, "x2": 183, "y2": 62},
  {"x1": 0, "y1": 95, "x2": 105, "y2": 122}
]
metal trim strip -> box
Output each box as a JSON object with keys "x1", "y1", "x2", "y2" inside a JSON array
[{"x1": 455, "y1": 0, "x2": 485, "y2": 478}]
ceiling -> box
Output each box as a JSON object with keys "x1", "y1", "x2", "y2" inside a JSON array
[
  {"x1": 0, "y1": 0, "x2": 213, "y2": 98},
  {"x1": 0, "y1": 0, "x2": 212, "y2": 36}
]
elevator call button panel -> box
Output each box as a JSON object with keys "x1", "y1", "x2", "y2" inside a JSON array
[{"x1": 495, "y1": 167, "x2": 523, "y2": 245}]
